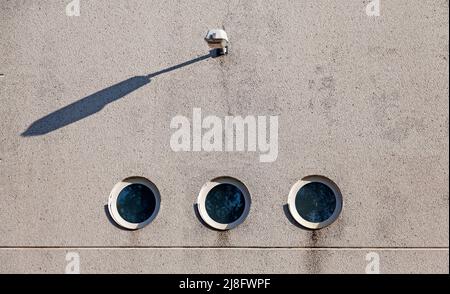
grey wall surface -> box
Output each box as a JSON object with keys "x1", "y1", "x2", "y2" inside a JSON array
[{"x1": 0, "y1": 0, "x2": 448, "y2": 273}]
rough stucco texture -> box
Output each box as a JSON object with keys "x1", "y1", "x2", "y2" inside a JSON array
[{"x1": 0, "y1": 0, "x2": 448, "y2": 273}]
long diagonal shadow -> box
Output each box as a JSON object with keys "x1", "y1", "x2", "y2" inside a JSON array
[{"x1": 21, "y1": 53, "x2": 212, "y2": 137}]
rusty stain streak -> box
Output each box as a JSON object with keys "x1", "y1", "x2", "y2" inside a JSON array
[
  {"x1": 305, "y1": 231, "x2": 322, "y2": 274},
  {"x1": 217, "y1": 231, "x2": 230, "y2": 247}
]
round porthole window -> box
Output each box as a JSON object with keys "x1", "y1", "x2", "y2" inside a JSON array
[
  {"x1": 287, "y1": 176, "x2": 342, "y2": 229},
  {"x1": 108, "y1": 177, "x2": 161, "y2": 230},
  {"x1": 197, "y1": 177, "x2": 251, "y2": 230}
]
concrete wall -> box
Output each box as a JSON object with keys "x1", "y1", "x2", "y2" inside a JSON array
[{"x1": 0, "y1": 0, "x2": 448, "y2": 273}]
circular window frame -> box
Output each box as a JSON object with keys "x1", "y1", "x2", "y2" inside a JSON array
[
  {"x1": 197, "y1": 177, "x2": 251, "y2": 231},
  {"x1": 287, "y1": 176, "x2": 342, "y2": 229},
  {"x1": 108, "y1": 177, "x2": 161, "y2": 230}
]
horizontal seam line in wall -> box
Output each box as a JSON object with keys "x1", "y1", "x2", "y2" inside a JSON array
[{"x1": 0, "y1": 247, "x2": 448, "y2": 250}]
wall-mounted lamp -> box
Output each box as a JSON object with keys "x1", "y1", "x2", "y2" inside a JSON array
[{"x1": 205, "y1": 29, "x2": 229, "y2": 56}]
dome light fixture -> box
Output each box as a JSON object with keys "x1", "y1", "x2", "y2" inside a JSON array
[
  {"x1": 108, "y1": 177, "x2": 161, "y2": 230},
  {"x1": 197, "y1": 176, "x2": 251, "y2": 230},
  {"x1": 287, "y1": 175, "x2": 342, "y2": 229}
]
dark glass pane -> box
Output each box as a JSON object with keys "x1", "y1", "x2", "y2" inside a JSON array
[
  {"x1": 295, "y1": 182, "x2": 336, "y2": 223},
  {"x1": 205, "y1": 183, "x2": 246, "y2": 224},
  {"x1": 117, "y1": 183, "x2": 156, "y2": 223}
]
